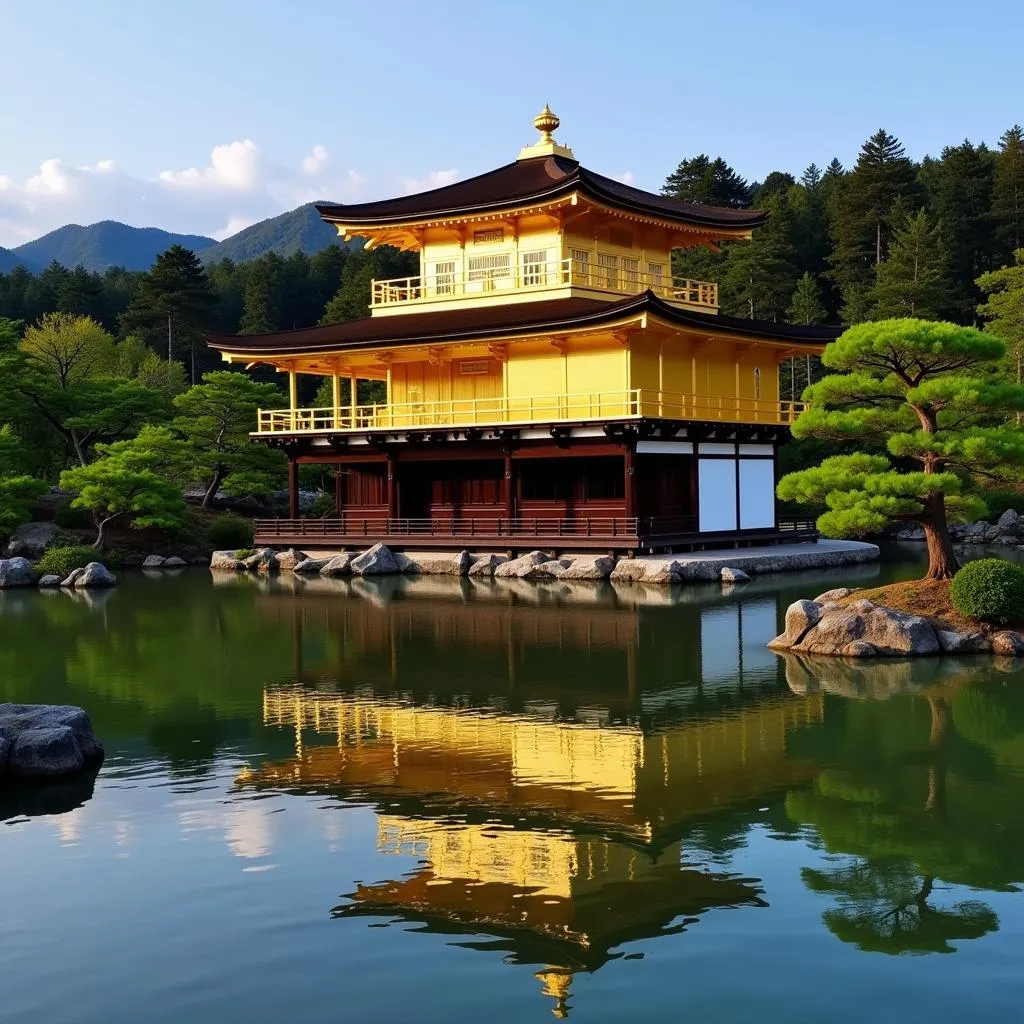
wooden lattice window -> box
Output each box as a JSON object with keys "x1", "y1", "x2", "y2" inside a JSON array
[
  {"x1": 621, "y1": 256, "x2": 640, "y2": 288},
  {"x1": 431, "y1": 260, "x2": 456, "y2": 295},
  {"x1": 468, "y1": 252, "x2": 511, "y2": 289},
  {"x1": 570, "y1": 248, "x2": 591, "y2": 285},
  {"x1": 647, "y1": 262, "x2": 665, "y2": 289},
  {"x1": 521, "y1": 249, "x2": 549, "y2": 287},
  {"x1": 597, "y1": 252, "x2": 618, "y2": 289}
]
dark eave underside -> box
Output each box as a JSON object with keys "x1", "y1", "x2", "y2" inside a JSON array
[
  {"x1": 206, "y1": 291, "x2": 840, "y2": 357},
  {"x1": 315, "y1": 157, "x2": 767, "y2": 231}
]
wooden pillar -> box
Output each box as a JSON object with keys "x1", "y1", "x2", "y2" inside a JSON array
[
  {"x1": 334, "y1": 465, "x2": 344, "y2": 517},
  {"x1": 503, "y1": 450, "x2": 514, "y2": 521},
  {"x1": 288, "y1": 369, "x2": 298, "y2": 431},
  {"x1": 386, "y1": 450, "x2": 397, "y2": 519},
  {"x1": 624, "y1": 442, "x2": 636, "y2": 521},
  {"x1": 331, "y1": 374, "x2": 341, "y2": 428},
  {"x1": 288, "y1": 457, "x2": 299, "y2": 520},
  {"x1": 350, "y1": 374, "x2": 358, "y2": 426}
]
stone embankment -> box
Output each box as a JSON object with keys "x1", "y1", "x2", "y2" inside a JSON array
[
  {"x1": 769, "y1": 588, "x2": 1024, "y2": 658},
  {"x1": 211, "y1": 538, "x2": 878, "y2": 584},
  {"x1": 0, "y1": 704, "x2": 104, "y2": 778},
  {"x1": 893, "y1": 508, "x2": 1024, "y2": 546},
  {"x1": 0, "y1": 557, "x2": 117, "y2": 590}
]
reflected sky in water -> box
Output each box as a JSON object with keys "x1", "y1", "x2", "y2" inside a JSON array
[{"x1": 3, "y1": 553, "x2": 1024, "y2": 1021}]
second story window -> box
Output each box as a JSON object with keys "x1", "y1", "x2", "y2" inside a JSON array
[
  {"x1": 621, "y1": 256, "x2": 640, "y2": 289},
  {"x1": 431, "y1": 260, "x2": 456, "y2": 296},
  {"x1": 597, "y1": 252, "x2": 618, "y2": 289},
  {"x1": 570, "y1": 248, "x2": 591, "y2": 285},
  {"x1": 521, "y1": 249, "x2": 549, "y2": 287},
  {"x1": 468, "y1": 252, "x2": 512, "y2": 291},
  {"x1": 647, "y1": 262, "x2": 665, "y2": 291}
]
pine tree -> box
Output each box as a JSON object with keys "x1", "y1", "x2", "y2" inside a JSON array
[
  {"x1": 830, "y1": 131, "x2": 919, "y2": 310},
  {"x1": 661, "y1": 155, "x2": 752, "y2": 208},
  {"x1": 993, "y1": 125, "x2": 1024, "y2": 256},
  {"x1": 870, "y1": 209, "x2": 951, "y2": 320},
  {"x1": 56, "y1": 265, "x2": 108, "y2": 325},
  {"x1": 721, "y1": 193, "x2": 798, "y2": 320},
  {"x1": 787, "y1": 272, "x2": 827, "y2": 324},
  {"x1": 925, "y1": 141, "x2": 996, "y2": 320},
  {"x1": 239, "y1": 253, "x2": 285, "y2": 335},
  {"x1": 977, "y1": 249, "x2": 1024, "y2": 385}
]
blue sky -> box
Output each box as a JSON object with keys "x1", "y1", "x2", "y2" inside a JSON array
[{"x1": 2, "y1": 0, "x2": 1022, "y2": 246}]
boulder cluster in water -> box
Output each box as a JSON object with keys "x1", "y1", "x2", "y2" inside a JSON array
[
  {"x1": 769, "y1": 588, "x2": 1024, "y2": 658},
  {"x1": 0, "y1": 704, "x2": 104, "y2": 779},
  {"x1": 893, "y1": 508, "x2": 1024, "y2": 546}
]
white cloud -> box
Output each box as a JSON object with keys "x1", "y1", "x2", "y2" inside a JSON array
[
  {"x1": 618, "y1": 170, "x2": 636, "y2": 186},
  {"x1": 0, "y1": 139, "x2": 462, "y2": 249}
]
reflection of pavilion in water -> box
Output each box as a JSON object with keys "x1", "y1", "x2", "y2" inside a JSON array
[{"x1": 242, "y1": 580, "x2": 822, "y2": 1016}]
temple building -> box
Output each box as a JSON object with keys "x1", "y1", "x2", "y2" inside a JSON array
[{"x1": 207, "y1": 108, "x2": 838, "y2": 553}]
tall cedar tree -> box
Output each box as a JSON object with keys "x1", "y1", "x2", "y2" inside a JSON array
[
  {"x1": 830, "y1": 131, "x2": 919, "y2": 315},
  {"x1": 660, "y1": 155, "x2": 752, "y2": 208},
  {"x1": 120, "y1": 245, "x2": 216, "y2": 382},
  {"x1": 922, "y1": 141, "x2": 995, "y2": 320},
  {"x1": 993, "y1": 126, "x2": 1024, "y2": 256},
  {"x1": 777, "y1": 319, "x2": 1024, "y2": 579},
  {"x1": 788, "y1": 272, "x2": 827, "y2": 324},
  {"x1": 869, "y1": 209, "x2": 952, "y2": 320}
]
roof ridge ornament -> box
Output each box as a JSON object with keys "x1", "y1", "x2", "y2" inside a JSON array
[{"x1": 517, "y1": 105, "x2": 575, "y2": 162}]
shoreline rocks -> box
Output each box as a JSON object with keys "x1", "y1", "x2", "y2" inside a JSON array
[
  {"x1": 0, "y1": 704, "x2": 104, "y2": 779},
  {"x1": 769, "y1": 595, "x2": 1024, "y2": 658}
]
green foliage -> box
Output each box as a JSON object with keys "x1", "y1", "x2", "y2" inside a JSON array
[
  {"x1": 307, "y1": 493, "x2": 336, "y2": 518},
  {"x1": 0, "y1": 474, "x2": 47, "y2": 538},
  {"x1": 206, "y1": 512, "x2": 254, "y2": 549},
  {"x1": 172, "y1": 370, "x2": 285, "y2": 503},
  {"x1": 787, "y1": 272, "x2": 827, "y2": 324},
  {"x1": 35, "y1": 545, "x2": 97, "y2": 578},
  {"x1": 977, "y1": 248, "x2": 1024, "y2": 383},
  {"x1": 869, "y1": 208, "x2": 952, "y2": 319},
  {"x1": 952, "y1": 684, "x2": 1024, "y2": 745},
  {"x1": 661, "y1": 154, "x2": 752, "y2": 207},
  {"x1": 949, "y1": 558, "x2": 1024, "y2": 625}
]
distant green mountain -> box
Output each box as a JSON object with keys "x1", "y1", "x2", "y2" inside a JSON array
[
  {"x1": 0, "y1": 246, "x2": 36, "y2": 273},
  {"x1": 202, "y1": 203, "x2": 342, "y2": 263},
  {"x1": 13, "y1": 221, "x2": 217, "y2": 272}
]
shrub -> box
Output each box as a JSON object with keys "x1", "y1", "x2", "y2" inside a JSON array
[
  {"x1": 950, "y1": 558, "x2": 1024, "y2": 625},
  {"x1": 235, "y1": 548, "x2": 255, "y2": 559},
  {"x1": 52, "y1": 500, "x2": 92, "y2": 529},
  {"x1": 206, "y1": 513, "x2": 253, "y2": 550},
  {"x1": 36, "y1": 545, "x2": 97, "y2": 578},
  {"x1": 307, "y1": 493, "x2": 336, "y2": 518}
]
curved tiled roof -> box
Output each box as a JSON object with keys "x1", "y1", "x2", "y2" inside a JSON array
[
  {"x1": 316, "y1": 156, "x2": 766, "y2": 231},
  {"x1": 207, "y1": 292, "x2": 838, "y2": 357}
]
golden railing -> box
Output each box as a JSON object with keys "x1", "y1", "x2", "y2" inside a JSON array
[
  {"x1": 370, "y1": 258, "x2": 718, "y2": 310},
  {"x1": 255, "y1": 390, "x2": 807, "y2": 434}
]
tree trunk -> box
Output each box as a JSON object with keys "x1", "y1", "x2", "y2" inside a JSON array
[
  {"x1": 71, "y1": 430, "x2": 88, "y2": 467},
  {"x1": 202, "y1": 467, "x2": 226, "y2": 509},
  {"x1": 93, "y1": 513, "x2": 120, "y2": 550},
  {"x1": 921, "y1": 495, "x2": 959, "y2": 580}
]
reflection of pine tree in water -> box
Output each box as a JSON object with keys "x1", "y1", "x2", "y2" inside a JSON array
[
  {"x1": 803, "y1": 859, "x2": 997, "y2": 954},
  {"x1": 790, "y1": 691, "x2": 1009, "y2": 954}
]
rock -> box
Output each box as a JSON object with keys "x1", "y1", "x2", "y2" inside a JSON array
[
  {"x1": 142, "y1": 555, "x2": 166, "y2": 569},
  {"x1": 60, "y1": 567, "x2": 85, "y2": 588},
  {"x1": 937, "y1": 629, "x2": 992, "y2": 654},
  {"x1": 0, "y1": 703, "x2": 103, "y2": 778},
  {"x1": 841, "y1": 641, "x2": 878, "y2": 657},
  {"x1": 272, "y1": 548, "x2": 307, "y2": 572},
  {"x1": 242, "y1": 548, "x2": 276, "y2": 572},
  {"x1": 75, "y1": 562, "x2": 116, "y2": 588},
  {"x1": 210, "y1": 550, "x2": 245, "y2": 571},
  {"x1": 991, "y1": 631, "x2": 1024, "y2": 657},
  {"x1": 468, "y1": 553, "x2": 508, "y2": 577},
  {"x1": 320, "y1": 552, "x2": 355, "y2": 577},
  {"x1": 814, "y1": 588, "x2": 855, "y2": 603},
  {"x1": 398, "y1": 550, "x2": 473, "y2": 575},
  {"x1": 37, "y1": 574, "x2": 61, "y2": 587},
  {"x1": 0, "y1": 556, "x2": 34, "y2": 588},
  {"x1": 997, "y1": 509, "x2": 1019, "y2": 531},
  {"x1": 5, "y1": 522, "x2": 61, "y2": 559},
  {"x1": 524, "y1": 559, "x2": 572, "y2": 580},
  {"x1": 768, "y1": 600, "x2": 824, "y2": 651},
  {"x1": 720, "y1": 567, "x2": 751, "y2": 583},
  {"x1": 610, "y1": 558, "x2": 684, "y2": 584},
  {"x1": 494, "y1": 551, "x2": 551, "y2": 579},
  {"x1": 894, "y1": 524, "x2": 925, "y2": 541},
  {"x1": 162, "y1": 556, "x2": 187, "y2": 569},
  {"x1": 560, "y1": 556, "x2": 616, "y2": 581},
  {"x1": 787, "y1": 602, "x2": 939, "y2": 657},
  {"x1": 293, "y1": 556, "x2": 333, "y2": 575},
  {"x1": 350, "y1": 542, "x2": 398, "y2": 576}
]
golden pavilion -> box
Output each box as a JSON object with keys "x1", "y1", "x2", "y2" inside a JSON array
[{"x1": 207, "y1": 108, "x2": 837, "y2": 553}]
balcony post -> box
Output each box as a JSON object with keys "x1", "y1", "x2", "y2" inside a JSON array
[
  {"x1": 288, "y1": 369, "x2": 298, "y2": 432},
  {"x1": 350, "y1": 375, "x2": 358, "y2": 427},
  {"x1": 331, "y1": 374, "x2": 341, "y2": 429},
  {"x1": 288, "y1": 457, "x2": 299, "y2": 519}
]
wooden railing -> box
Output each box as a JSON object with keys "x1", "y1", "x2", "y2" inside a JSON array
[
  {"x1": 255, "y1": 390, "x2": 807, "y2": 435},
  {"x1": 370, "y1": 258, "x2": 718, "y2": 310}
]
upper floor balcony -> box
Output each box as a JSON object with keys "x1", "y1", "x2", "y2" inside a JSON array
[
  {"x1": 370, "y1": 257, "x2": 718, "y2": 314},
  {"x1": 254, "y1": 389, "x2": 806, "y2": 437}
]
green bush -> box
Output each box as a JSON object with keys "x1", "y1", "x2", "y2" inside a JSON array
[
  {"x1": 307, "y1": 493, "x2": 336, "y2": 518},
  {"x1": 206, "y1": 513, "x2": 253, "y2": 550},
  {"x1": 950, "y1": 558, "x2": 1024, "y2": 625},
  {"x1": 52, "y1": 500, "x2": 92, "y2": 529},
  {"x1": 36, "y1": 545, "x2": 97, "y2": 578}
]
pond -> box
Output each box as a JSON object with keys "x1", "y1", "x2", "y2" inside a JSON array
[{"x1": 3, "y1": 546, "x2": 1024, "y2": 1022}]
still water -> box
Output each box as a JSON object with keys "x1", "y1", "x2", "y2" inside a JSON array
[{"x1": 3, "y1": 548, "x2": 1024, "y2": 1022}]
